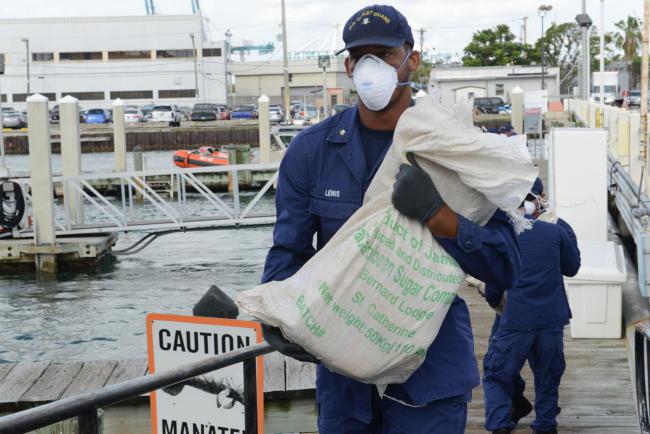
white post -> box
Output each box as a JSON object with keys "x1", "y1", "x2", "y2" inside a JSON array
[
  {"x1": 60, "y1": 95, "x2": 83, "y2": 225},
  {"x1": 618, "y1": 110, "x2": 630, "y2": 168},
  {"x1": 510, "y1": 86, "x2": 524, "y2": 135},
  {"x1": 112, "y1": 98, "x2": 127, "y2": 172},
  {"x1": 630, "y1": 113, "x2": 642, "y2": 189},
  {"x1": 0, "y1": 79, "x2": 7, "y2": 178},
  {"x1": 27, "y1": 94, "x2": 57, "y2": 275},
  {"x1": 258, "y1": 95, "x2": 271, "y2": 163}
]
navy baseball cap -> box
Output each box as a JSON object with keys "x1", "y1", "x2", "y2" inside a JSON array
[
  {"x1": 531, "y1": 177, "x2": 544, "y2": 196},
  {"x1": 336, "y1": 5, "x2": 414, "y2": 55}
]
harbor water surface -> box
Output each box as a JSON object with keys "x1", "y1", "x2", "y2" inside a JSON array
[{"x1": 0, "y1": 151, "x2": 274, "y2": 363}]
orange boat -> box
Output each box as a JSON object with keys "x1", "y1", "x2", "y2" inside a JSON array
[{"x1": 173, "y1": 146, "x2": 229, "y2": 168}]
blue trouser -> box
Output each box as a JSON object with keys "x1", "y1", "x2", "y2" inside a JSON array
[
  {"x1": 490, "y1": 315, "x2": 526, "y2": 400},
  {"x1": 483, "y1": 326, "x2": 566, "y2": 432},
  {"x1": 317, "y1": 387, "x2": 469, "y2": 434}
]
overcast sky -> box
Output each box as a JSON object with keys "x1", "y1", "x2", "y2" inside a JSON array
[{"x1": 0, "y1": 0, "x2": 643, "y2": 56}]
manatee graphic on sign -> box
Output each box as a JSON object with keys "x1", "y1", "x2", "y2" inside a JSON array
[{"x1": 147, "y1": 313, "x2": 263, "y2": 434}]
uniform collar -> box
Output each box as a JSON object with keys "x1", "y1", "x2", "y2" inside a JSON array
[
  {"x1": 326, "y1": 106, "x2": 367, "y2": 185},
  {"x1": 326, "y1": 105, "x2": 359, "y2": 144}
]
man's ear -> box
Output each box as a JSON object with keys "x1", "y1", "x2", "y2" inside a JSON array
[
  {"x1": 408, "y1": 51, "x2": 420, "y2": 72},
  {"x1": 344, "y1": 57, "x2": 353, "y2": 78}
]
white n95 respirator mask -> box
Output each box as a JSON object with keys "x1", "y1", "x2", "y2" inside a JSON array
[
  {"x1": 352, "y1": 52, "x2": 411, "y2": 111},
  {"x1": 523, "y1": 200, "x2": 536, "y2": 215}
]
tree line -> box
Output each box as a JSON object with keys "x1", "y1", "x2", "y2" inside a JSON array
[{"x1": 457, "y1": 16, "x2": 642, "y2": 94}]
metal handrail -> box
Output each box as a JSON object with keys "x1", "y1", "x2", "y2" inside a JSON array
[{"x1": 0, "y1": 342, "x2": 274, "y2": 434}]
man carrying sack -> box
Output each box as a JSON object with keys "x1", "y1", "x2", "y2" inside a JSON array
[{"x1": 255, "y1": 5, "x2": 530, "y2": 433}]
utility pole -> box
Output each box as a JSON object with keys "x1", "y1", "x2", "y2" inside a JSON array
[
  {"x1": 576, "y1": 1, "x2": 593, "y2": 100},
  {"x1": 599, "y1": 0, "x2": 605, "y2": 122},
  {"x1": 281, "y1": 0, "x2": 291, "y2": 123},
  {"x1": 418, "y1": 27, "x2": 425, "y2": 54},
  {"x1": 641, "y1": 0, "x2": 649, "y2": 165},
  {"x1": 538, "y1": 5, "x2": 552, "y2": 90},
  {"x1": 0, "y1": 54, "x2": 7, "y2": 178},
  {"x1": 21, "y1": 38, "x2": 30, "y2": 96},
  {"x1": 189, "y1": 33, "x2": 199, "y2": 99},
  {"x1": 521, "y1": 17, "x2": 528, "y2": 44},
  {"x1": 224, "y1": 29, "x2": 232, "y2": 106}
]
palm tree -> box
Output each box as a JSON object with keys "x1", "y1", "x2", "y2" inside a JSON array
[{"x1": 614, "y1": 15, "x2": 642, "y2": 89}]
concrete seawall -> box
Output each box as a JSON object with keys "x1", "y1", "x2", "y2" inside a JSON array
[{"x1": 2, "y1": 121, "x2": 260, "y2": 154}]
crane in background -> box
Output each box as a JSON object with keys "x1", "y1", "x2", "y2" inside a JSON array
[
  {"x1": 144, "y1": 0, "x2": 156, "y2": 15},
  {"x1": 144, "y1": 0, "x2": 201, "y2": 15}
]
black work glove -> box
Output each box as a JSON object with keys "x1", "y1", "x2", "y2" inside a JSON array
[
  {"x1": 391, "y1": 153, "x2": 445, "y2": 224},
  {"x1": 261, "y1": 324, "x2": 319, "y2": 364}
]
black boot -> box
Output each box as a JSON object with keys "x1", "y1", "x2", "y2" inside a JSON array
[
  {"x1": 491, "y1": 429, "x2": 512, "y2": 434},
  {"x1": 510, "y1": 395, "x2": 533, "y2": 424},
  {"x1": 532, "y1": 428, "x2": 558, "y2": 434}
]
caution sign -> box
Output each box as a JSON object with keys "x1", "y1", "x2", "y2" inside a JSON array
[{"x1": 147, "y1": 313, "x2": 264, "y2": 434}]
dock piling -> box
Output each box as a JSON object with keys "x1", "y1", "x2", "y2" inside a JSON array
[
  {"x1": 112, "y1": 98, "x2": 126, "y2": 172},
  {"x1": 258, "y1": 94, "x2": 271, "y2": 163},
  {"x1": 510, "y1": 87, "x2": 523, "y2": 135},
  {"x1": 60, "y1": 95, "x2": 84, "y2": 225},
  {"x1": 133, "y1": 144, "x2": 144, "y2": 202},
  {"x1": 26, "y1": 94, "x2": 58, "y2": 276}
]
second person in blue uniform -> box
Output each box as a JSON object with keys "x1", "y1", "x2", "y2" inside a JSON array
[
  {"x1": 261, "y1": 5, "x2": 524, "y2": 433},
  {"x1": 483, "y1": 181, "x2": 581, "y2": 434}
]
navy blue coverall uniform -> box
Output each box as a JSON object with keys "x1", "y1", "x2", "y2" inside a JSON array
[
  {"x1": 261, "y1": 106, "x2": 523, "y2": 434},
  {"x1": 483, "y1": 217, "x2": 581, "y2": 432}
]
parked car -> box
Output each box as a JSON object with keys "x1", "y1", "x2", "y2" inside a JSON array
[
  {"x1": 216, "y1": 105, "x2": 230, "y2": 120},
  {"x1": 1, "y1": 111, "x2": 27, "y2": 129},
  {"x1": 231, "y1": 104, "x2": 257, "y2": 119},
  {"x1": 497, "y1": 104, "x2": 512, "y2": 114},
  {"x1": 141, "y1": 104, "x2": 154, "y2": 121},
  {"x1": 49, "y1": 104, "x2": 86, "y2": 124},
  {"x1": 191, "y1": 103, "x2": 219, "y2": 121},
  {"x1": 124, "y1": 107, "x2": 144, "y2": 123},
  {"x1": 179, "y1": 106, "x2": 192, "y2": 121},
  {"x1": 331, "y1": 104, "x2": 350, "y2": 116},
  {"x1": 150, "y1": 104, "x2": 182, "y2": 127},
  {"x1": 85, "y1": 108, "x2": 112, "y2": 124},
  {"x1": 473, "y1": 97, "x2": 505, "y2": 114},
  {"x1": 49, "y1": 105, "x2": 60, "y2": 123},
  {"x1": 269, "y1": 105, "x2": 284, "y2": 123},
  {"x1": 292, "y1": 104, "x2": 319, "y2": 125},
  {"x1": 628, "y1": 90, "x2": 641, "y2": 107}
]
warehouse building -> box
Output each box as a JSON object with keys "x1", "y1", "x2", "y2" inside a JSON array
[
  {"x1": 230, "y1": 56, "x2": 355, "y2": 108},
  {"x1": 429, "y1": 65, "x2": 560, "y2": 106},
  {"x1": 0, "y1": 14, "x2": 226, "y2": 108}
]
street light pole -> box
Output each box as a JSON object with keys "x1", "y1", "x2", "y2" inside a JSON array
[
  {"x1": 537, "y1": 5, "x2": 552, "y2": 91},
  {"x1": 189, "y1": 33, "x2": 199, "y2": 99},
  {"x1": 21, "y1": 38, "x2": 30, "y2": 96},
  {"x1": 224, "y1": 29, "x2": 232, "y2": 107},
  {"x1": 281, "y1": 0, "x2": 291, "y2": 123},
  {"x1": 600, "y1": 0, "x2": 605, "y2": 122}
]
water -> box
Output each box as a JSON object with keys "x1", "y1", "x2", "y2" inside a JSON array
[
  {"x1": 0, "y1": 151, "x2": 276, "y2": 363},
  {"x1": 6, "y1": 150, "x2": 175, "y2": 175}
]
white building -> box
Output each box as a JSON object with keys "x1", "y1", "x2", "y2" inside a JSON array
[
  {"x1": 230, "y1": 57, "x2": 355, "y2": 108},
  {"x1": 0, "y1": 14, "x2": 226, "y2": 109},
  {"x1": 429, "y1": 65, "x2": 560, "y2": 106}
]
